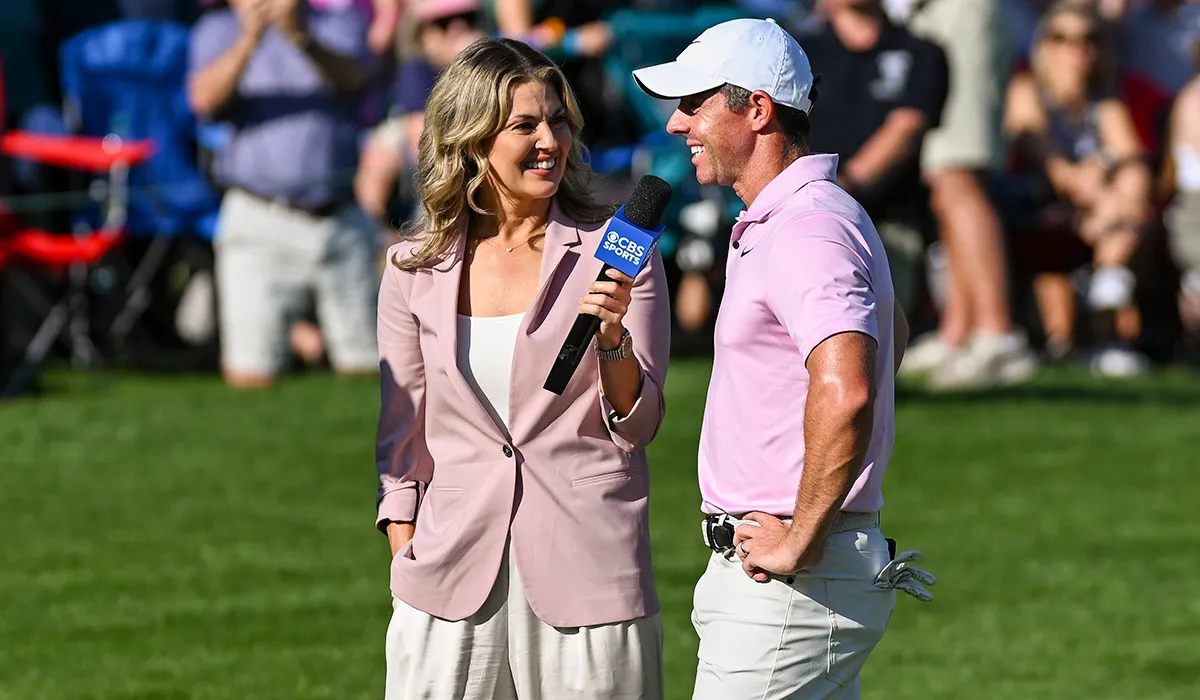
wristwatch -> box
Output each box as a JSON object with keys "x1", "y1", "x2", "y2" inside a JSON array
[{"x1": 594, "y1": 329, "x2": 634, "y2": 361}]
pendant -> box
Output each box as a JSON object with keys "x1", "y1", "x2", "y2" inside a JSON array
[{"x1": 505, "y1": 247, "x2": 514, "y2": 253}]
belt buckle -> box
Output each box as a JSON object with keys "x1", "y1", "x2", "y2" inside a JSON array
[{"x1": 702, "y1": 514, "x2": 736, "y2": 552}]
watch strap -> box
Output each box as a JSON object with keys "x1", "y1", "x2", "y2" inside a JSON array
[{"x1": 594, "y1": 329, "x2": 632, "y2": 361}]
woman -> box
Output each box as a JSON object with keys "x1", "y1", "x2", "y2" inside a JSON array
[
  {"x1": 1004, "y1": 0, "x2": 1151, "y2": 374},
  {"x1": 374, "y1": 37, "x2": 668, "y2": 699},
  {"x1": 353, "y1": 0, "x2": 486, "y2": 223}
]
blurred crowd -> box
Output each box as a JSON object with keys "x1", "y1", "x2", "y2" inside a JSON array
[{"x1": 2, "y1": 0, "x2": 1200, "y2": 396}]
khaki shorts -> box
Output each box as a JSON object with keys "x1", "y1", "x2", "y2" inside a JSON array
[
  {"x1": 214, "y1": 189, "x2": 380, "y2": 377},
  {"x1": 908, "y1": 0, "x2": 1014, "y2": 174},
  {"x1": 1167, "y1": 191, "x2": 1200, "y2": 277},
  {"x1": 690, "y1": 527, "x2": 896, "y2": 699},
  {"x1": 877, "y1": 219, "x2": 926, "y2": 316}
]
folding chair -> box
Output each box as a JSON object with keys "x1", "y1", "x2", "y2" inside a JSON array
[
  {"x1": 0, "y1": 130, "x2": 154, "y2": 397},
  {"x1": 56, "y1": 19, "x2": 221, "y2": 361}
]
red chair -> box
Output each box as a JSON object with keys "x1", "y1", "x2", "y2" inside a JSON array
[{"x1": 0, "y1": 58, "x2": 155, "y2": 397}]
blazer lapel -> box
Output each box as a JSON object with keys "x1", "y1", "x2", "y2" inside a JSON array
[
  {"x1": 525, "y1": 199, "x2": 583, "y2": 334},
  {"x1": 431, "y1": 200, "x2": 589, "y2": 443},
  {"x1": 431, "y1": 226, "x2": 508, "y2": 439},
  {"x1": 507, "y1": 201, "x2": 594, "y2": 442}
]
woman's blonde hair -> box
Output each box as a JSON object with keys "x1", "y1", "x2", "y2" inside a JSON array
[
  {"x1": 393, "y1": 38, "x2": 615, "y2": 271},
  {"x1": 1030, "y1": 1, "x2": 1108, "y2": 98}
]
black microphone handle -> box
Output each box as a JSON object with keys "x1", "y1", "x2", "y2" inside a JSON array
[{"x1": 543, "y1": 264, "x2": 614, "y2": 395}]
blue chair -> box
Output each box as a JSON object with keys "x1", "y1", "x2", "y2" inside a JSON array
[
  {"x1": 57, "y1": 19, "x2": 222, "y2": 360},
  {"x1": 59, "y1": 19, "x2": 220, "y2": 240}
]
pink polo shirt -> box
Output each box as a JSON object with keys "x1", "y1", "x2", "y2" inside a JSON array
[{"x1": 698, "y1": 153, "x2": 896, "y2": 517}]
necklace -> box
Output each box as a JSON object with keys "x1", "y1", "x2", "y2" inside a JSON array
[{"x1": 475, "y1": 228, "x2": 545, "y2": 254}]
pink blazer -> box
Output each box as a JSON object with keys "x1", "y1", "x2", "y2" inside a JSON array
[{"x1": 374, "y1": 199, "x2": 671, "y2": 628}]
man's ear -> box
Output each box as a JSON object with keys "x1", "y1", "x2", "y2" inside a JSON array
[{"x1": 746, "y1": 90, "x2": 776, "y2": 133}]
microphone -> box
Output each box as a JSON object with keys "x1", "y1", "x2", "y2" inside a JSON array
[{"x1": 543, "y1": 175, "x2": 673, "y2": 395}]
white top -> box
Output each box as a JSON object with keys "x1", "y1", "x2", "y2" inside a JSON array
[
  {"x1": 456, "y1": 313, "x2": 525, "y2": 429},
  {"x1": 882, "y1": 0, "x2": 918, "y2": 22},
  {"x1": 1174, "y1": 142, "x2": 1200, "y2": 193}
]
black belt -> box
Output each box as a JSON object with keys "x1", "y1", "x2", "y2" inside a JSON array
[
  {"x1": 702, "y1": 511, "x2": 890, "y2": 555},
  {"x1": 236, "y1": 188, "x2": 342, "y2": 219}
]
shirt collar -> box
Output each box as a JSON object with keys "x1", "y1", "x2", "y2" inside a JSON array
[{"x1": 732, "y1": 153, "x2": 840, "y2": 241}]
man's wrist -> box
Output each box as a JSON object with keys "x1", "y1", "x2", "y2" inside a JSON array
[
  {"x1": 287, "y1": 29, "x2": 314, "y2": 52},
  {"x1": 783, "y1": 520, "x2": 825, "y2": 558},
  {"x1": 237, "y1": 31, "x2": 262, "y2": 53},
  {"x1": 783, "y1": 522, "x2": 811, "y2": 548}
]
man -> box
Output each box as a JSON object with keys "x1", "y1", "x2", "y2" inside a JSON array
[
  {"x1": 633, "y1": 17, "x2": 934, "y2": 699},
  {"x1": 188, "y1": 0, "x2": 379, "y2": 388},
  {"x1": 794, "y1": 0, "x2": 944, "y2": 319},
  {"x1": 1164, "y1": 31, "x2": 1200, "y2": 358},
  {"x1": 885, "y1": 0, "x2": 1040, "y2": 390}
]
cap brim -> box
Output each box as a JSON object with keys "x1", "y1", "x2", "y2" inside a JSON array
[{"x1": 632, "y1": 61, "x2": 725, "y2": 101}]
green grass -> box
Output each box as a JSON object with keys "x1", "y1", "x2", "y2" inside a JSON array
[{"x1": 2, "y1": 361, "x2": 1200, "y2": 699}]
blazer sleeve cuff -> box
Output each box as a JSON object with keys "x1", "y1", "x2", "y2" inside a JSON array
[
  {"x1": 600, "y1": 367, "x2": 663, "y2": 452},
  {"x1": 376, "y1": 483, "x2": 420, "y2": 533}
]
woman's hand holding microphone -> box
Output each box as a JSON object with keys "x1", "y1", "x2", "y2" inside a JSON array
[{"x1": 579, "y1": 268, "x2": 636, "y2": 352}]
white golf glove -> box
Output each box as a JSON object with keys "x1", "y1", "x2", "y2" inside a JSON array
[{"x1": 874, "y1": 549, "x2": 936, "y2": 602}]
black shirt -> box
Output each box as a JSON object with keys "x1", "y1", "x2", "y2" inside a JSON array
[{"x1": 798, "y1": 20, "x2": 949, "y2": 224}]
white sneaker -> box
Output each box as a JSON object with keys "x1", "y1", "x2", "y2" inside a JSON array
[
  {"x1": 898, "y1": 332, "x2": 956, "y2": 376},
  {"x1": 926, "y1": 331, "x2": 1040, "y2": 391},
  {"x1": 1087, "y1": 266, "x2": 1136, "y2": 311},
  {"x1": 1089, "y1": 345, "x2": 1150, "y2": 378}
]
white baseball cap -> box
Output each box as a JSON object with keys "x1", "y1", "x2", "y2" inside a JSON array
[{"x1": 632, "y1": 18, "x2": 814, "y2": 114}]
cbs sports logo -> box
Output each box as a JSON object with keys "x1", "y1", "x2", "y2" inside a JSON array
[{"x1": 602, "y1": 230, "x2": 648, "y2": 264}]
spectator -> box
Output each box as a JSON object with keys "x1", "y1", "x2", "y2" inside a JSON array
[
  {"x1": 1118, "y1": 0, "x2": 1200, "y2": 158},
  {"x1": 492, "y1": 0, "x2": 640, "y2": 152},
  {"x1": 1006, "y1": 0, "x2": 1052, "y2": 60},
  {"x1": 492, "y1": 0, "x2": 616, "y2": 60},
  {"x1": 354, "y1": 0, "x2": 486, "y2": 224},
  {"x1": 887, "y1": 0, "x2": 1040, "y2": 390},
  {"x1": 1121, "y1": 0, "x2": 1200, "y2": 96},
  {"x1": 188, "y1": 0, "x2": 380, "y2": 388},
  {"x1": 797, "y1": 0, "x2": 948, "y2": 326},
  {"x1": 309, "y1": 0, "x2": 404, "y2": 55},
  {"x1": 1163, "y1": 39, "x2": 1200, "y2": 350},
  {"x1": 1004, "y1": 1, "x2": 1152, "y2": 375}
]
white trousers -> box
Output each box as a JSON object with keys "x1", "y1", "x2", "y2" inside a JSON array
[
  {"x1": 384, "y1": 544, "x2": 663, "y2": 700},
  {"x1": 691, "y1": 528, "x2": 897, "y2": 700}
]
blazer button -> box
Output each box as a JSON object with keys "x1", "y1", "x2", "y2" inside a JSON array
[{"x1": 502, "y1": 445, "x2": 513, "y2": 458}]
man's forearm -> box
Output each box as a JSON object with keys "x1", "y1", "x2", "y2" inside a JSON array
[
  {"x1": 188, "y1": 33, "x2": 260, "y2": 118},
  {"x1": 788, "y1": 384, "x2": 875, "y2": 548},
  {"x1": 292, "y1": 33, "x2": 368, "y2": 95},
  {"x1": 1044, "y1": 154, "x2": 1079, "y2": 199},
  {"x1": 841, "y1": 111, "x2": 925, "y2": 196}
]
